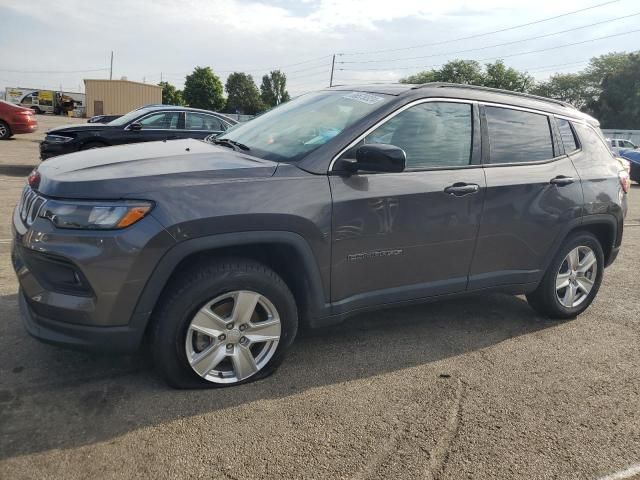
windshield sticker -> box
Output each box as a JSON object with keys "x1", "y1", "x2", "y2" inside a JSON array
[{"x1": 342, "y1": 92, "x2": 385, "y2": 105}]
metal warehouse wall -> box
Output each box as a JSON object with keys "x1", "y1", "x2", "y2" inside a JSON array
[{"x1": 84, "y1": 79, "x2": 162, "y2": 117}]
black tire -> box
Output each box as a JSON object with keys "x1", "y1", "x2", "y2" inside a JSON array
[
  {"x1": 527, "y1": 231, "x2": 604, "y2": 319},
  {"x1": 151, "y1": 258, "x2": 298, "y2": 389},
  {"x1": 81, "y1": 141, "x2": 107, "y2": 150},
  {"x1": 31, "y1": 107, "x2": 42, "y2": 114},
  {"x1": 0, "y1": 120, "x2": 11, "y2": 140}
]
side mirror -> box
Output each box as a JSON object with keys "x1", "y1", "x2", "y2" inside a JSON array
[
  {"x1": 342, "y1": 144, "x2": 406, "y2": 173},
  {"x1": 129, "y1": 123, "x2": 142, "y2": 131}
]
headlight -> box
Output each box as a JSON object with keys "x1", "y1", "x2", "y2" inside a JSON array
[
  {"x1": 45, "y1": 134, "x2": 74, "y2": 144},
  {"x1": 39, "y1": 200, "x2": 153, "y2": 229}
]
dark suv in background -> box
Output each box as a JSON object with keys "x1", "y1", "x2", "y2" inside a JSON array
[
  {"x1": 12, "y1": 83, "x2": 628, "y2": 388},
  {"x1": 39, "y1": 105, "x2": 237, "y2": 159}
]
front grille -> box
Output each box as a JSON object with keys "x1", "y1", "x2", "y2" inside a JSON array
[{"x1": 18, "y1": 186, "x2": 46, "y2": 227}]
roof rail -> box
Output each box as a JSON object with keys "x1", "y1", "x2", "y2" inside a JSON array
[{"x1": 411, "y1": 82, "x2": 575, "y2": 109}]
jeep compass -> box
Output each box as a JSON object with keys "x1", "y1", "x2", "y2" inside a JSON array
[{"x1": 12, "y1": 83, "x2": 628, "y2": 388}]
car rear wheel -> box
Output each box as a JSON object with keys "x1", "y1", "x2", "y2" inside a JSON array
[
  {"x1": 151, "y1": 258, "x2": 298, "y2": 388},
  {"x1": 527, "y1": 232, "x2": 604, "y2": 319},
  {"x1": 0, "y1": 121, "x2": 12, "y2": 140}
]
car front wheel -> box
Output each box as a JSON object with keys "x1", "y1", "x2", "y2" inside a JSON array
[{"x1": 152, "y1": 258, "x2": 298, "y2": 388}]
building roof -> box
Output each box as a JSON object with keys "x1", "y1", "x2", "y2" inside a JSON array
[{"x1": 83, "y1": 79, "x2": 162, "y2": 89}]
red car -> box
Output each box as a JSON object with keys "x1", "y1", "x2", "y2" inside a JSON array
[{"x1": 0, "y1": 100, "x2": 38, "y2": 140}]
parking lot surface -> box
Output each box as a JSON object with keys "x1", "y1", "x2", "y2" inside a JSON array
[{"x1": 0, "y1": 123, "x2": 639, "y2": 479}]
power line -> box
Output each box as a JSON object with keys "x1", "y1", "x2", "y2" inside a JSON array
[
  {"x1": 337, "y1": 28, "x2": 640, "y2": 72},
  {"x1": 339, "y1": 0, "x2": 619, "y2": 56},
  {"x1": 0, "y1": 67, "x2": 109, "y2": 74},
  {"x1": 338, "y1": 12, "x2": 640, "y2": 65}
]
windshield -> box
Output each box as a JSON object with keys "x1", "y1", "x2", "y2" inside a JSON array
[
  {"x1": 217, "y1": 90, "x2": 392, "y2": 162},
  {"x1": 107, "y1": 108, "x2": 151, "y2": 126}
]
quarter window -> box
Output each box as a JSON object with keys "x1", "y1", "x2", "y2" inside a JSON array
[
  {"x1": 185, "y1": 113, "x2": 226, "y2": 131},
  {"x1": 557, "y1": 119, "x2": 579, "y2": 153},
  {"x1": 138, "y1": 112, "x2": 180, "y2": 130},
  {"x1": 359, "y1": 102, "x2": 473, "y2": 169},
  {"x1": 485, "y1": 107, "x2": 554, "y2": 163}
]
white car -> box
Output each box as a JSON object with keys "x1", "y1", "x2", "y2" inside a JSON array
[{"x1": 607, "y1": 138, "x2": 638, "y2": 154}]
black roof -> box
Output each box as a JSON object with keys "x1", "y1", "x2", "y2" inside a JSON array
[
  {"x1": 328, "y1": 82, "x2": 593, "y2": 123},
  {"x1": 135, "y1": 104, "x2": 238, "y2": 124}
]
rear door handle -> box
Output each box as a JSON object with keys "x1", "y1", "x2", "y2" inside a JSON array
[
  {"x1": 550, "y1": 175, "x2": 575, "y2": 186},
  {"x1": 444, "y1": 183, "x2": 480, "y2": 196}
]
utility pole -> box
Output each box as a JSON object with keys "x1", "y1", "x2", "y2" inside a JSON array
[
  {"x1": 109, "y1": 51, "x2": 113, "y2": 80},
  {"x1": 160, "y1": 72, "x2": 163, "y2": 83},
  {"x1": 329, "y1": 54, "x2": 335, "y2": 88}
]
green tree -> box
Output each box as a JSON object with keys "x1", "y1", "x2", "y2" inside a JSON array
[
  {"x1": 183, "y1": 66, "x2": 225, "y2": 111},
  {"x1": 225, "y1": 72, "x2": 264, "y2": 115},
  {"x1": 483, "y1": 60, "x2": 534, "y2": 92},
  {"x1": 530, "y1": 73, "x2": 592, "y2": 109},
  {"x1": 260, "y1": 70, "x2": 290, "y2": 108},
  {"x1": 158, "y1": 81, "x2": 184, "y2": 106},
  {"x1": 590, "y1": 52, "x2": 640, "y2": 129},
  {"x1": 401, "y1": 60, "x2": 484, "y2": 85}
]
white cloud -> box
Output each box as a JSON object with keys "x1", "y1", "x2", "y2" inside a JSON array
[{"x1": 0, "y1": 0, "x2": 637, "y2": 95}]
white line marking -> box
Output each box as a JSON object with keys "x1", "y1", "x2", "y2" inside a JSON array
[
  {"x1": 599, "y1": 463, "x2": 640, "y2": 480},
  {"x1": 624, "y1": 223, "x2": 640, "y2": 227}
]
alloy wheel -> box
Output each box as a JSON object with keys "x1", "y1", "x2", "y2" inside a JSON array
[
  {"x1": 555, "y1": 246, "x2": 597, "y2": 308},
  {"x1": 0, "y1": 123, "x2": 7, "y2": 138},
  {"x1": 185, "y1": 290, "x2": 282, "y2": 384}
]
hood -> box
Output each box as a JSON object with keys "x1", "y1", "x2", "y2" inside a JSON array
[
  {"x1": 36, "y1": 138, "x2": 279, "y2": 199},
  {"x1": 48, "y1": 123, "x2": 116, "y2": 134}
]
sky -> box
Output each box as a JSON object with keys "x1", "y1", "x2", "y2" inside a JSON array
[{"x1": 0, "y1": 0, "x2": 639, "y2": 96}]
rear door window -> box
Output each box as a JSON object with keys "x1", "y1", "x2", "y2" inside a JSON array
[
  {"x1": 485, "y1": 106, "x2": 554, "y2": 163},
  {"x1": 185, "y1": 113, "x2": 226, "y2": 131},
  {"x1": 557, "y1": 118, "x2": 579, "y2": 153}
]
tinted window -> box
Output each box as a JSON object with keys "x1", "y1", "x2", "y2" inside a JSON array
[
  {"x1": 361, "y1": 102, "x2": 473, "y2": 169},
  {"x1": 622, "y1": 140, "x2": 635, "y2": 148},
  {"x1": 485, "y1": 107, "x2": 554, "y2": 163},
  {"x1": 139, "y1": 112, "x2": 180, "y2": 129},
  {"x1": 557, "y1": 119, "x2": 579, "y2": 152},
  {"x1": 186, "y1": 113, "x2": 225, "y2": 131}
]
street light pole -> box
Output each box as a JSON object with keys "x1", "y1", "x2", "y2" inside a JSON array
[{"x1": 329, "y1": 54, "x2": 335, "y2": 88}]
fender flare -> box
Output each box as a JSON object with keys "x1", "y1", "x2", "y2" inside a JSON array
[
  {"x1": 129, "y1": 231, "x2": 330, "y2": 334},
  {"x1": 541, "y1": 213, "x2": 619, "y2": 274}
]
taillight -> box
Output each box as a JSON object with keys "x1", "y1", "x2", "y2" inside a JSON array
[{"x1": 619, "y1": 170, "x2": 630, "y2": 194}]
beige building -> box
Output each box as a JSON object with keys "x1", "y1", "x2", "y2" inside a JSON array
[{"x1": 84, "y1": 79, "x2": 162, "y2": 117}]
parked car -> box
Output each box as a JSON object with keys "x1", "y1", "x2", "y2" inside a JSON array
[
  {"x1": 0, "y1": 100, "x2": 38, "y2": 140},
  {"x1": 607, "y1": 137, "x2": 638, "y2": 155},
  {"x1": 39, "y1": 105, "x2": 238, "y2": 159},
  {"x1": 13, "y1": 83, "x2": 627, "y2": 388},
  {"x1": 87, "y1": 114, "x2": 122, "y2": 124},
  {"x1": 620, "y1": 149, "x2": 640, "y2": 183}
]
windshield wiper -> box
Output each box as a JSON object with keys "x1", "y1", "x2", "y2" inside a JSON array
[{"x1": 211, "y1": 138, "x2": 250, "y2": 151}]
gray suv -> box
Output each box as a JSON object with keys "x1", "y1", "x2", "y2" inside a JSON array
[{"x1": 12, "y1": 83, "x2": 629, "y2": 388}]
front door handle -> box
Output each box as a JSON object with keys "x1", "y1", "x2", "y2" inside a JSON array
[
  {"x1": 550, "y1": 175, "x2": 575, "y2": 186},
  {"x1": 444, "y1": 183, "x2": 480, "y2": 196}
]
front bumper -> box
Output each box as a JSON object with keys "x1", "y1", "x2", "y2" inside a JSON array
[
  {"x1": 12, "y1": 202, "x2": 176, "y2": 352},
  {"x1": 39, "y1": 141, "x2": 78, "y2": 160},
  {"x1": 12, "y1": 122, "x2": 38, "y2": 134},
  {"x1": 18, "y1": 288, "x2": 147, "y2": 352}
]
